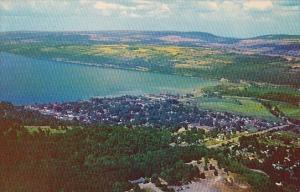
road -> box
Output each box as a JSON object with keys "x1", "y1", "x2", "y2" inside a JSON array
[{"x1": 207, "y1": 124, "x2": 290, "y2": 148}]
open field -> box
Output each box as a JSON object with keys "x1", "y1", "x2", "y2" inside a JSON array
[
  {"x1": 25, "y1": 126, "x2": 72, "y2": 134},
  {"x1": 203, "y1": 82, "x2": 300, "y2": 105},
  {"x1": 276, "y1": 103, "x2": 300, "y2": 120},
  {"x1": 202, "y1": 82, "x2": 300, "y2": 120},
  {"x1": 195, "y1": 96, "x2": 278, "y2": 121}
]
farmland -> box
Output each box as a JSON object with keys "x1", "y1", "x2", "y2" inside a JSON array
[
  {"x1": 276, "y1": 104, "x2": 300, "y2": 120},
  {"x1": 201, "y1": 82, "x2": 300, "y2": 120},
  {"x1": 2, "y1": 37, "x2": 299, "y2": 121},
  {"x1": 1, "y1": 41, "x2": 300, "y2": 87}
]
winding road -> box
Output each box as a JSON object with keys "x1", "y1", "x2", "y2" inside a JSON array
[{"x1": 207, "y1": 124, "x2": 291, "y2": 148}]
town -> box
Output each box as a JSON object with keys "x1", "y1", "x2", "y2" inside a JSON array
[{"x1": 27, "y1": 94, "x2": 283, "y2": 133}]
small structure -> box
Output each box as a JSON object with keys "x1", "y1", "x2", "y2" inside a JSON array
[{"x1": 129, "y1": 177, "x2": 146, "y2": 185}]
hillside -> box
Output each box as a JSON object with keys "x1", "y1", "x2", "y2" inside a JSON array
[
  {"x1": 1, "y1": 31, "x2": 299, "y2": 57},
  {"x1": 0, "y1": 102, "x2": 278, "y2": 192},
  {"x1": 0, "y1": 31, "x2": 236, "y2": 45},
  {"x1": 1, "y1": 31, "x2": 300, "y2": 87}
]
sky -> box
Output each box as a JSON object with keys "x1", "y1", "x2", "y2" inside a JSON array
[{"x1": 0, "y1": 0, "x2": 299, "y2": 38}]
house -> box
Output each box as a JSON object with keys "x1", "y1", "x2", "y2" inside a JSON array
[{"x1": 129, "y1": 177, "x2": 146, "y2": 184}]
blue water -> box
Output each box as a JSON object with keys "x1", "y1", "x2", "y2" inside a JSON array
[{"x1": 0, "y1": 52, "x2": 215, "y2": 105}]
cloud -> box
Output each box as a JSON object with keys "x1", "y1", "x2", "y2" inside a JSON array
[
  {"x1": 158, "y1": 4, "x2": 171, "y2": 14},
  {"x1": 243, "y1": 0, "x2": 273, "y2": 11},
  {"x1": 80, "y1": 0, "x2": 92, "y2": 5},
  {"x1": 0, "y1": 1, "x2": 13, "y2": 10},
  {"x1": 132, "y1": 0, "x2": 152, "y2": 5},
  {"x1": 274, "y1": 1, "x2": 300, "y2": 13},
  {"x1": 277, "y1": 1, "x2": 300, "y2": 7},
  {"x1": 0, "y1": 0, "x2": 70, "y2": 11},
  {"x1": 94, "y1": 1, "x2": 127, "y2": 11},
  {"x1": 195, "y1": 0, "x2": 274, "y2": 14},
  {"x1": 93, "y1": 1, "x2": 136, "y2": 16},
  {"x1": 195, "y1": 1, "x2": 245, "y2": 17},
  {"x1": 92, "y1": 0, "x2": 171, "y2": 17},
  {"x1": 0, "y1": 0, "x2": 171, "y2": 18},
  {"x1": 197, "y1": 1, "x2": 220, "y2": 12}
]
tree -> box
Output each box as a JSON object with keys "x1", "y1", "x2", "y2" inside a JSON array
[
  {"x1": 199, "y1": 172, "x2": 206, "y2": 179},
  {"x1": 112, "y1": 181, "x2": 130, "y2": 192},
  {"x1": 214, "y1": 169, "x2": 218, "y2": 176}
]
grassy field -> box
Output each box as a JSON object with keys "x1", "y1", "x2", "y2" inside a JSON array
[
  {"x1": 25, "y1": 126, "x2": 70, "y2": 134},
  {"x1": 205, "y1": 132, "x2": 249, "y2": 148},
  {"x1": 196, "y1": 96, "x2": 278, "y2": 120},
  {"x1": 204, "y1": 82, "x2": 300, "y2": 106},
  {"x1": 202, "y1": 82, "x2": 300, "y2": 120},
  {"x1": 276, "y1": 103, "x2": 300, "y2": 120}
]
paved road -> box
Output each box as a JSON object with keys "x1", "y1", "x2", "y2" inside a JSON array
[{"x1": 207, "y1": 124, "x2": 290, "y2": 148}]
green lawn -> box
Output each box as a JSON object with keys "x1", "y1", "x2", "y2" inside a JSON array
[
  {"x1": 277, "y1": 103, "x2": 300, "y2": 120},
  {"x1": 196, "y1": 96, "x2": 278, "y2": 120},
  {"x1": 203, "y1": 82, "x2": 300, "y2": 106}
]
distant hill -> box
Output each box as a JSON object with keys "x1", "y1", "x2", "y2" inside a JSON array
[
  {"x1": 1, "y1": 31, "x2": 299, "y2": 56},
  {"x1": 251, "y1": 34, "x2": 300, "y2": 40},
  {"x1": 0, "y1": 31, "x2": 238, "y2": 46},
  {"x1": 235, "y1": 34, "x2": 300, "y2": 58}
]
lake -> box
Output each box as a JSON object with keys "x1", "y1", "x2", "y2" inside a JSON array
[{"x1": 0, "y1": 52, "x2": 215, "y2": 105}]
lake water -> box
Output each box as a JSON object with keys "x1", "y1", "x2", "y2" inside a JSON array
[{"x1": 0, "y1": 53, "x2": 215, "y2": 105}]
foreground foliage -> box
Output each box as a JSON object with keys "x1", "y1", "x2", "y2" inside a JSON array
[{"x1": 0, "y1": 118, "x2": 274, "y2": 192}]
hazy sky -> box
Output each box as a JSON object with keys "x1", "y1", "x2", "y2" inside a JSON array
[{"x1": 0, "y1": 0, "x2": 299, "y2": 37}]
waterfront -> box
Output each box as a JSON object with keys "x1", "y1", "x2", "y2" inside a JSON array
[{"x1": 0, "y1": 52, "x2": 215, "y2": 105}]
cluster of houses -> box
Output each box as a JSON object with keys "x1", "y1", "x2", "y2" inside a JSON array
[
  {"x1": 26, "y1": 94, "x2": 281, "y2": 132},
  {"x1": 223, "y1": 132, "x2": 300, "y2": 189}
]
